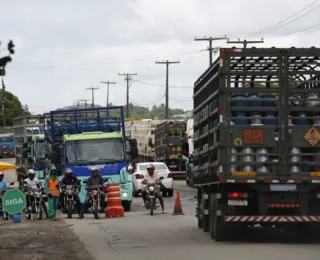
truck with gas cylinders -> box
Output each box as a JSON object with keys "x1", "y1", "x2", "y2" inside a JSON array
[
  {"x1": 154, "y1": 120, "x2": 189, "y2": 178},
  {"x1": 0, "y1": 132, "x2": 15, "y2": 157},
  {"x1": 13, "y1": 115, "x2": 46, "y2": 185},
  {"x1": 185, "y1": 119, "x2": 194, "y2": 186},
  {"x1": 44, "y1": 106, "x2": 136, "y2": 211},
  {"x1": 193, "y1": 47, "x2": 320, "y2": 241}
]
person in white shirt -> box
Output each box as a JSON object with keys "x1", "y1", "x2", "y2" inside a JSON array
[
  {"x1": 141, "y1": 164, "x2": 166, "y2": 214},
  {"x1": 23, "y1": 169, "x2": 49, "y2": 218}
]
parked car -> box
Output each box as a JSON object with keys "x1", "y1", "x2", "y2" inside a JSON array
[{"x1": 131, "y1": 162, "x2": 174, "y2": 197}]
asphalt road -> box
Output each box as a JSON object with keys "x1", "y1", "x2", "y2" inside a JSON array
[
  {"x1": 65, "y1": 181, "x2": 320, "y2": 260},
  {"x1": 3, "y1": 157, "x2": 320, "y2": 260}
]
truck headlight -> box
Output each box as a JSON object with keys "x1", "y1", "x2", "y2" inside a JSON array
[{"x1": 122, "y1": 192, "x2": 128, "y2": 197}]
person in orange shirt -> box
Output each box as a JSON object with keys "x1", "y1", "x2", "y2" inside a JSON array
[{"x1": 44, "y1": 165, "x2": 60, "y2": 221}]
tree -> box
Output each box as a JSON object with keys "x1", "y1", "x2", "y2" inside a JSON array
[{"x1": 0, "y1": 90, "x2": 30, "y2": 126}]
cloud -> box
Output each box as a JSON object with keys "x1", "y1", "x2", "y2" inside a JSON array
[{"x1": 1, "y1": 0, "x2": 320, "y2": 114}]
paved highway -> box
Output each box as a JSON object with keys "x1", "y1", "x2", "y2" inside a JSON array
[{"x1": 3, "y1": 158, "x2": 320, "y2": 260}]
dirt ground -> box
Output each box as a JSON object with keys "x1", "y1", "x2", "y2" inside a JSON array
[{"x1": 0, "y1": 218, "x2": 94, "y2": 260}]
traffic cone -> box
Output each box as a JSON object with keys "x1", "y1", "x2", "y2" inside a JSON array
[
  {"x1": 172, "y1": 192, "x2": 184, "y2": 215},
  {"x1": 105, "y1": 182, "x2": 124, "y2": 218}
]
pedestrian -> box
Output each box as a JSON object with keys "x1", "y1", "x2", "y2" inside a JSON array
[{"x1": 44, "y1": 165, "x2": 60, "y2": 221}]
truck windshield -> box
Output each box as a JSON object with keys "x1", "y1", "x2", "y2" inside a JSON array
[
  {"x1": 66, "y1": 138, "x2": 125, "y2": 164},
  {"x1": 0, "y1": 137, "x2": 13, "y2": 143},
  {"x1": 35, "y1": 141, "x2": 45, "y2": 158}
]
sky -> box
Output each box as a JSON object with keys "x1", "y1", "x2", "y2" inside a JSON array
[{"x1": 1, "y1": 0, "x2": 320, "y2": 114}]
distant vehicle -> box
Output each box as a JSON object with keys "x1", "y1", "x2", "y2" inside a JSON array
[
  {"x1": 0, "y1": 133, "x2": 15, "y2": 157},
  {"x1": 131, "y1": 162, "x2": 173, "y2": 197}
]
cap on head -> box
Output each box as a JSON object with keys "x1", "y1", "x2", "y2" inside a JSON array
[{"x1": 0, "y1": 172, "x2": 4, "y2": 176}]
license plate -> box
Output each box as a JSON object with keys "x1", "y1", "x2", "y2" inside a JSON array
[
  {"x1": 228, "y1": 200, "x2": 248, "y2": 206},
  {"x1": 270, "y1": 184, "x2": 296, "y2": 191}
]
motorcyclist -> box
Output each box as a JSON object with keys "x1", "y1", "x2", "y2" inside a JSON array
[
  {"x1": 79, "y1": 167, "x2": 106, "y2": 219},
  {"x1": 23, "y1": 169, "x2": 49, "y2": 218},
  {"x1": 141, "y1": 164, "x2": 166, "y2": 214},
  {"x1": 0, "y1": 172, "x2": 8, "y2": 190},
  {"x1": 60, "y1": 168, "x2": 81, "y2": 217}
]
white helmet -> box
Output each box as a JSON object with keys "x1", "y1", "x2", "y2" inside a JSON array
[{"x1": 28, "y1": 169, "x2": 35, "y2": 175}]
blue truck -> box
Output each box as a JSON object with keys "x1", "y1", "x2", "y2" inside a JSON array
[
  {"x1": 0, "y1": 132, "x2": 15, "y2": 157},
  {"x1": 44, "y1": 106, "x2": 137, "y2": 211}
]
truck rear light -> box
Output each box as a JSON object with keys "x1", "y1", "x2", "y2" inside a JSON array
[
  {"x1": 167, "y1": 173, "x2": 173, "y2": 178},
  {"x1": 228, "y1": 192, "x2": 248, "y2": 198},
  {"x1": 268, "y1": 204, "x2": 300, "y2": 208},
  {"x1": 135, "y1": 174, "x2": 143, "y2": 179}
]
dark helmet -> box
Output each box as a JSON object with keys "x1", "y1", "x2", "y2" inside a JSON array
[
  {"x1": 65, "y1": 168, "x2": 73, "y2": 176},
  {"x1": 146, "y1": 164, "x2": 155, "y2": 171}
]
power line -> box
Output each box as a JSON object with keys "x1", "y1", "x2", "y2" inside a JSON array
[
  {"x1": 86, "y1": 87, "x2": 99, "y2": 108},
  {"x1": 8, "y1": 49, "x2": 203, "y2": 69},
  {"x1": 227, "y1": 38, "x2": 264, "y2": 48},
  {"x1": 280, "y1": 20, "x2": 320, "y2": 36},
  {"x1": 194, "y1": 36, "x2": 227, "y2": 65},
  {"x1": 248, "y1": 0, "x2": 320, "y2": 37},
  {"x1": 155, "y1": 60, "x2": 180, "y2": 119},
  {"x1": 100, "y1": 81, "x2": 116, "y2": 107},
  {"x1": 130, "y1": 94, "x2": 165, "y2": 106},
  {"x1": 119, "y1": 73, "x2": 137, "y2": 117},
  {"x1": 132, "y1": 79, "x2": 193, "y2": 89},
  {"x1": 169, "y1": 97, "x2": 192, "y2": 102}
]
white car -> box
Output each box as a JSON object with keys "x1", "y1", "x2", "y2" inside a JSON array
[{"x1": 131, "y1": 162, "x2": 174, "y2": 197}]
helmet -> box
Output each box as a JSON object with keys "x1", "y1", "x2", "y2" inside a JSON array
[
  {"x1": 146, "y1": 164, "x2": 155, "y2": 170},
  {"x1": 28, "y1": 169, "x2": 35, "y2": 175},
  {"x1": 90, "y1": 167, "x2": 99, "y2": 172},
  {"x1": 91, "y1": 167, "x2": 99, "y2": 176},
  {"x1": 0, "y1": 172, "x2": 4, "y2": 176},
  {"x1": 65, "y1": 168, "x2": 73, "y2": 175}
]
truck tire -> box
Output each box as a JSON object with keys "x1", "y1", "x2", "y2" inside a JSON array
[{"x1": 213, "y1": 197, "x2": 227, "y2": 241}]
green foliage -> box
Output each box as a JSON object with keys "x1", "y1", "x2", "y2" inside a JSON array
[
  {"x1": 0, "y1": 90, "x2": 30, "y2": 126},
  {"x1": 57, "y1": 102, "x2": 191, "y2": 120}
]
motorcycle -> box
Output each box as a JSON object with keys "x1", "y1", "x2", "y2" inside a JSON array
[
  {"x1": 62, "y1": 184, "x2": 80, "y2": 219},
  {"x1": 86, "y1": 184, "x2": 103, "y2": 219},
  {"x1": 0, "y1": 189, "x2": 9, "y2": 220},
  {"x1": 24, "y1": 186, "x2": 44, "y2": 221},
  {"x1": 143, "y1": 181, "x2": 161, "y2": 216}
]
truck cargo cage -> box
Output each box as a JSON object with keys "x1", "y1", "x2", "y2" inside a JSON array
[
  {"x1": 44, "y1": 106, "x2": 126, "y2": 143},
  {"x1": 193, "y1": 47, "x2": 320, "y2": 185}
]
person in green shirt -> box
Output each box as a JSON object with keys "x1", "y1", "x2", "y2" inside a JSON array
[{"x1": 44, "y1": 165, "x2": 60, "y2": 221}]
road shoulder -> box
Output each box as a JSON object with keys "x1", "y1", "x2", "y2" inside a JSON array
[{"x1": 0, "y1": 218, "x2": 95, "y2": 260}]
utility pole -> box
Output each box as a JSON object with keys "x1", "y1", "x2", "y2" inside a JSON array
[
  {"x1": 86, "y1": 87, "x2": 99, "y2": 108},
  {"x1": 155, "y1": 60, "x2": 180, "y2": 119},
  {"x1": 118, "y1": 73, "x2": 137, "y2": 117},
  {"x1": 1, "y1": 78, "x2": 5, "y2": 127},
  {"x1": 101, "y1": 81, "x2": 116, "y2": 107},
  {"x1": 80, "y1": 99, "x2": 91, "y2": 109},
  {"x1": 194, "y1": 36, "x2": 227, "y2": 66},
  {"x1": 73, "y1": 99, "x2": 82, "y2": 108},
  {"x1": 227, "y1": 38, "x2": 264, "y2": 48}
]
